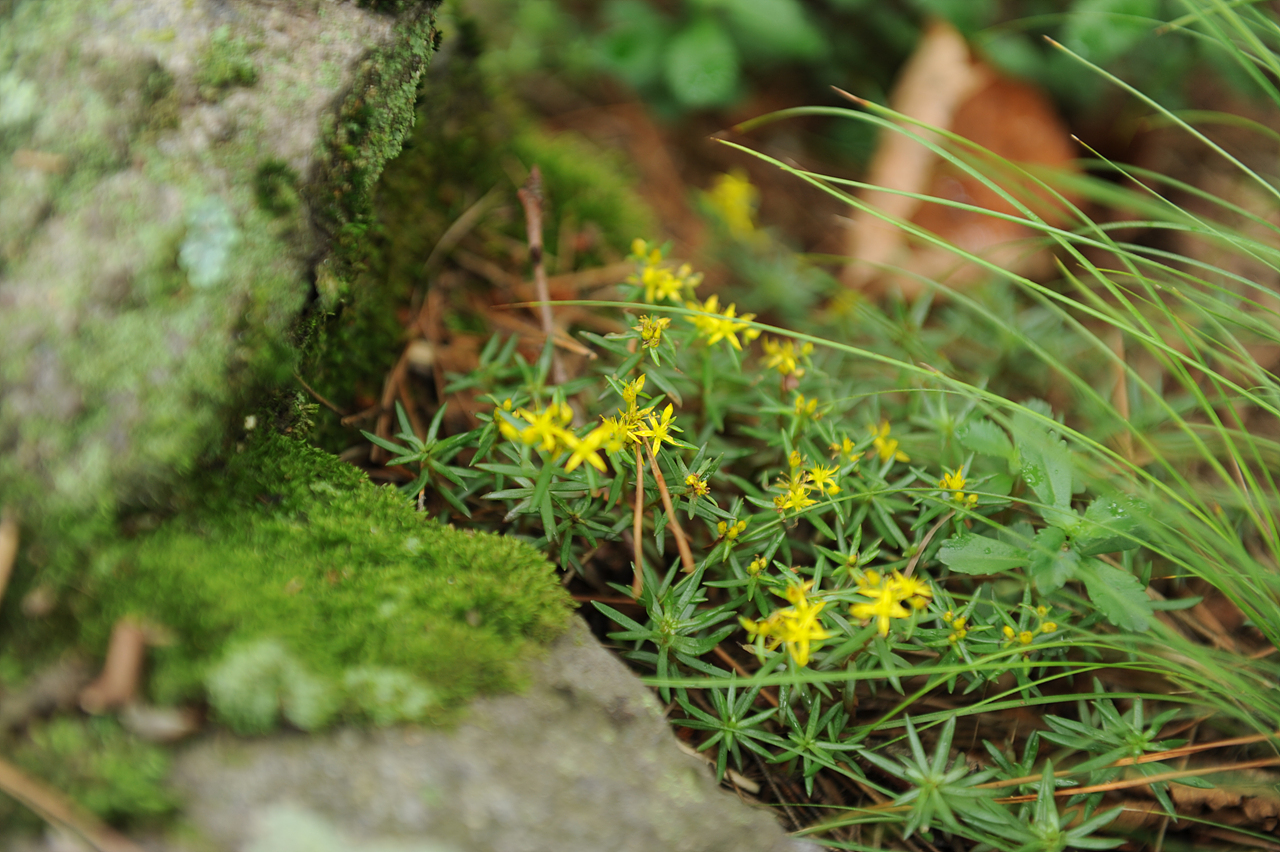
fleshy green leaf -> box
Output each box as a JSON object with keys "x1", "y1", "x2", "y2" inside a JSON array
[
  {"x1": 1077, "y1": 557, "x2": 1152, "y2": 631},
  {"x1": 937, "y1": 533, "x2": 1027, "y2": 575}
]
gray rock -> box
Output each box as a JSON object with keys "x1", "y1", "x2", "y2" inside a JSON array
[
  {"x1": 167, "y1": 618, "x2": 818, "y2": 852},
  {"x1": 0, "y1": 0, "x2": 435, "y2": 536}
]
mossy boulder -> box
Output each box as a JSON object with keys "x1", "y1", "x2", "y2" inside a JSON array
[
  {"x1": 0, "y1": 0, "x2": 436, "y2": 551},
  {"x1": 76, "y1": 429, "x2": 571, "y2": 731}
]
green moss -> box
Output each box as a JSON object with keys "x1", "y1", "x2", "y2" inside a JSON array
[
  {"x1": 309, "y1": 10, "x2": 437, "y2": 305},
  {"x1": 1, "y1": 717, "x2": 176, "y2": 827},
  {"x1": 81, "y1": 429, "x2": 572, "y2": 730},
  {"x1": 195, "y1": 25, "x2": 259, "y2": 101}
]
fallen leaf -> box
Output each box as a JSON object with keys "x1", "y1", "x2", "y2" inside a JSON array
[{"x1": 844, "y1": 19, "x2": 1078, "y2": 298}]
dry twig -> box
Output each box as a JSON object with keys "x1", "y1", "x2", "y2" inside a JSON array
[
  {"x1": 646, "y1": 441, "x2": 696, "y2": 574},
  {"x1": 517, "y1": 165, "x2": 567, "y2": 385}
]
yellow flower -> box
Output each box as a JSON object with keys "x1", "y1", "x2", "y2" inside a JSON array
[
  {"x1": 788, "y1": 450, "x2": 804, "y2": 471},
  {"x1": 850, "y1": 585, "x2": 909, "y2": 638},
  {"x1": 705, "y1": 170, "x2": 758, "y2": 241},
  {"x1": 808, "y1": 464, "x2": 841, "y2": 496},
  {"x1": 761, "y1": 338, "x2": 812, "y2": 378},
  {"x1": 850, "y1": 569, "x2": 932, "y2": 636},
  {"x1": 1042, "y1": 622, "x2": 1057, "y2": 634},
  {"x1": 634, "y1": 315, "x2": 671, "y2": 349},
  {"x1": 741, "y1": 581, "x2": 832, "y2": 667},
  {"x1": 746, "y1": 555, "x2": 768, "y2": 575},
  {"x1": 829, "y1": 436, "x2": 862, "y2": 465},
  {"x1": 1018, "y1": 630, "x2": 1035, "y2": 645},
  {"x1": 772, "y1": 471, "x2": 816, "y2": 513},
  {"x1": 596, "y1": 416, "x2": 629, "y2": 454},
  {"x1": 627, "y1": 240, "x2": 701, "y2": 303},
  {"x1": 938, "y1": 468, "x2": 978, "y2": 508},
  {"x1": 684, "y1": 294, "x2": 759, "y2": 350},
  {"x1": 793, "y1": 394, "x2": 819, "y2": 419},
  {"x1": 636, "y1": 403, "x2": 679, "y2": 449},
  {"x1": 640, "y1": 266, "x2": 683, "y2": 303},
  {"x1": 869, "y1": 421, "x2": 909, "y2": 463},
  {"x1": 563, "y1": 425, "x2": 609, "y2": 473},
  {"x1": 620, "y1": 374, "x2": 647, "y2": 410},
  {"x1": 499, "y1": 403, "x2": 574, "y2": 455}
]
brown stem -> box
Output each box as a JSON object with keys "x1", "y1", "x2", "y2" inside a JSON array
[
  {"x1": 632, "y1": 445, "x2": 645, "y2": 597},
  {"x1": 646, "y1": 441, "x2": 696, "y2": 573},
  {"x1": 517, "y1": 165, "x2": 566, "y2": 385}
]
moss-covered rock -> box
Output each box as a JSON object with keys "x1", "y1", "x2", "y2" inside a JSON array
[
  {"x1": 77, "y1": 429, "x2": 571, "y2": 731},
  {"x1": 0, "y1": 0, "x2": 436, "y2": 554}
]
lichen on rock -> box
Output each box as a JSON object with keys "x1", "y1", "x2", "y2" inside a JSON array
[{"x1": 0, "y1": 0, "x2": 438, "y2": 557}]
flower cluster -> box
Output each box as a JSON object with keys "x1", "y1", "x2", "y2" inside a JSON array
[
  {"x1": 628, "y1": 240, "x2": 703, "y2": 304},
  {"x1": 717, "y1": 518, "x2": 747, "y2": 540},
  {"x1": 761, "y1": 337, "x2": 813, "y2": 378},
  {"x1": 942, "y1": 610, "x2": 969, "y2": 643},
  {"x1": 684, "y1": 294, "x2": 759, "y2": 351},
  {"x1": 938, "y1": 468, "x2": 978, "y2": 508},
  {"x1": 850, "y1": 570, "x2": 933, "y2": 637},
  {"x1": 740, "y1": 581, "x2": 832, "y2": 667},
  {"x1": 1003, "y1": 606, "x2": 1058, "y2": 646},
  {"x1": 498, "y1": 401, "x2": 619, "y2": 473},
  {"x1": 773, "y1": 457, "x2": 841, "y2": 513},
  {"x1": 633, "y1": 315, "x2": 670, "y2": 349},
  {"x1": 599, "y1": 375, "x2": 655, "y2": 449}
]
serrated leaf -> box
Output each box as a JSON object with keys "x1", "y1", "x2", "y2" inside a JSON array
[
  {"x1": 958, "y1": 419, "x2": 1014, "y2": 460},
  {"x1": 1077, "y1": 557, "x2": 1151, "y2": 631},
  {"x1": 1027, "y1": 526, "x2": 1078, "y2": 593},
  {"x1": 1074, "y1": 495, "x2": 1146, "y2": 555},
  {"x1": 938, "y1": 533, "x2": 1028, "y2": 575},
  {"x1": 665, "y1": 17, "x2": 739, "y2": 108}
]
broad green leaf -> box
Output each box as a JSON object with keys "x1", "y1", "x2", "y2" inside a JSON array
[
  {"x1": 938, "y1": 533, "x2": 1027, "y2": 575},
  {"x1": 1073, "y1": 495, "x2": 1146, "y2": 555},
  {"x1": 1077, "y1": 557, "x2": 1152, "y2": 632},
  {"x1": 1027, "y1": 526, "x2": 1078, "y2": 594},
  {"x1": 1011, "y1": 409, "x2": 1076, "y2": 528},
  {"x1": 664, "y1": 17, "x2": 739, "y2": 108},
  {"x1": 958, "y1": 419, "x2": 1014, "y2": 461},
  {"x1": 597, "y1": 0, "x2": 670, "y2": 89},
  {"x1": 1063, "y1": 0, "x2": 1159, "y2": 66}
]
